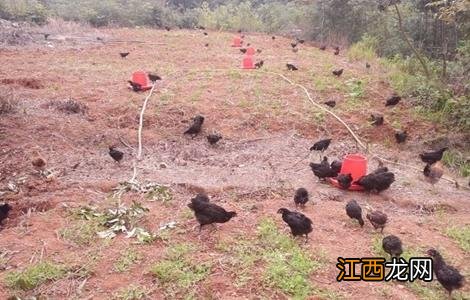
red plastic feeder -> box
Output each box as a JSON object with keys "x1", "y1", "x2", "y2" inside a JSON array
[
  {"x1": 232, "y1": 36, "x2": 243, "y2": 47},
  {"x1": 130, "y1": 71, "x2": 152, "y2": 91},
  {"x1": 246, "y1": 47, "x2": 256, "y2": 56},
  {"x1": 242, "y1": 55, "x2": 254, "y2": 69},
  {"x1": 329, "y1": 154, "x2": 367, "y2": 191}
]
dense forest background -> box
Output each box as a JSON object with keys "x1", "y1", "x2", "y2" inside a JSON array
[{"x1": 1, "y1": 0, "x2": 469, "y2": 132}]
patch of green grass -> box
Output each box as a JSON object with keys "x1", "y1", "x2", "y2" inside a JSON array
[
  {"x1": 337, "y1": 78, "x2": 366, "y2": 111},
  {"x1": 442, "y1": 150, "x2": 470, "y2": 177},
  {"x1": 227, "y1": 69, "x2": 242, "y2": 79},
  {"x1": 216, "y1": 219, "x2": 328, "y2": 298},
  {"x1": 5, "y1": 261, "x2": 67, "y2": 290},
  {"x1": 309, "y1": 109, "x2": 326, "y2": 123},
  {"x1": 59, "y1": 218, "x2": 105, "y2": 246},
  {"x1": 114, "y1": 248, "x2": 142, "y2": 273},
  {"x1": 313, "y1": 77, "x2": 329, "y2": 92},
  {"x1": 227, "y1": 238, "x2": 261, "y2": 287},
  {"x1": 114, "y1": 284, "x2": 149, "y2": 300},
  {"x1": 445, "y1": 225, "x2": 470, "y2": 252},
  {"x1": 149, "y1": 243, "x2": 211, "y2": 297},
  {"x1": 346, "y1": 79, "x2": 365, "y2": 100},
  {"x1": 347, "y1": 34, "x2": 378, "y2": 62},
  {"x1": 408, "y1": 281, "x2": 445, "y2": 300},
  {"x1": 257, "y1": 218, "x2": 323, "y2": 299}
]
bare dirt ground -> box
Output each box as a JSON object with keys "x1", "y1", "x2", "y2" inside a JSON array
[{"x1": 0, "y1": 26, "x2": 469, "y2": 300}]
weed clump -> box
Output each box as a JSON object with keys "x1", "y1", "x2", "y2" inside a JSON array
[{"x1": 5, "y1": 261, "x2": 66, "y2": 290}]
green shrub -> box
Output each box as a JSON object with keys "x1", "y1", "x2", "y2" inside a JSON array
[
  {"x1": 0, "y1": 0, "x2": 48, "y2": 24},
  {"x1": 348, "y1": 34, "x2": 379, "y2": 61}
]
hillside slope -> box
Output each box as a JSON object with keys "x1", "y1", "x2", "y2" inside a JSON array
[{"x1": 0, "y1": 27, "x2": 468, "y2": 299}]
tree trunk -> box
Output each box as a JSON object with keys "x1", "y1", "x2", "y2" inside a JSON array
[{"x1": 394, "y1": 4, "x2": 430, "y2": 79}]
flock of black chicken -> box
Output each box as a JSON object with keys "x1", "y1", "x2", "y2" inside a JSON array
[
  {"x1": 1, "y1": 29, "x2": 463, "y2": 297},
  {"x1": 110, "y1": 32, "x2": 463, "y2": 296}
]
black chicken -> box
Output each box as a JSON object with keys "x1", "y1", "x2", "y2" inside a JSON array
[
  {"x1": 366, "y1": 210, "x2": 388, "y2": 232},
  {"x1": 254, "y1": 60, "x2": 264, "y2": 69},
  {"x1": 337, "y1": 173, "x2": 353, "y2": 189},
  {"x1": 310, "y1": 138, "x2": 331, "y2": 152},
  {"x1": 205, "y1": 43, "x2": 209, "y2": 47},
  {"x1": 330, "y1": 160, "x2": 342, "y2": 174},
  {"x1": 109, "y1": 146, "x2": 123, "y2": 163},
  {"x1": 119, "y1": 52, "x2": 130, "y2": 58},
  {"x1": 423, "y1": 162, "x2": 444, "y2": 186},
  {"x1": 0, "y1": 203, "x2": 12, "y2": 225},
  {"x1": 332, "y1": 69, "x2": 343, "y2": 77},
  {"x1": 272, "y1": 36, "x2": 276, "y2": 40},
  {"x1": 128, "y1": 80, "x2": 142, "y2": 92},
  {"x1": 385, "y1": 94, "x2": 401, "y2": 106},
  {"x1": 164, "y1": 26, "x2": 171, "y2": 31},
  {"x1": 382, "y1": 235, "x2": 403, "y2": 258},
  {"x1": 427, "y1": 248, "x2": 464, "y2": 297},
  {"x1": 297, "y1": 39, "x2": 305, "y2": 44},
  {"x1": 345, "y1": 200, "x2": 364, "y2": 227},
  {"x1": 277, "y1": 208, "x2": 313, "y2": 242},
  {"x1": 291, "y1": 42, "x2": 298, "y2": 48},
  {"x1": 323, "y1": 100, "x2": 336, "y2": 108},
  {"x1": 370, "y1": 114, "x2": 384, "y2": 126},
  {"x1": 148, "y1": 73, "x2": 162, "y2": 82},
  {"x1": 240, "y1": 48, "x2": 247, "y2": 54},
  {"x1": 184, "y1": 115, "x2": 205, "y2": 137},
  {"x1": 44, "y1": 33, "x2": 50, "y2": 40},
  {"x1": 334, "y1": 47, "x2": 340, "y2": 55},
  {"x1": 309, "y1": 161, "x2": 338, "y2": 181},
  {"x1": 356, "y1": 171, "x2": 395, "y2": 193},
  {"x1": 395, "y1": 130, "x2": 407, "y2": 143},
  {"x1": 319, "y1": 45, "x2": 326, "y2": 50},
  {"x1": 366, "y1": 62, "x2": 371, "y2": 69},
  {"x1": 203, "y1": 32, "x2": 208, "y2": 36},
  {"x1": 207, "y1": 133, "x2": 222, "y2": 145},
  {"x1": 286, "y1": 63, "x2": 298, "y2": 71},
  {"x1": 420, "y1": 147, "x2": 448, "y2": 164},
  {"x1": 372, "y1": 166, "x2": 389, "y2": 174},
  {"x1": 188, "y1": 194, "x2": 236, "y2": 232},
  {"x1": 294, "y1": 188, "x2": 309, "y2": 208}
]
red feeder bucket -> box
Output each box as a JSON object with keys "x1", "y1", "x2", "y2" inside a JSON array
[
  {"x1": 232, "y1": 36, "x2": 242, "y2": 47},
  {"x1": 130, "y1": 71, "x2": 152, "y2": 91},
  {"x1": 246, "y1": 47, "x2": 256, "y2": 56},
  {"x1": 329, "y1": 154, "x2": 367, "y2": 191},
  {"x1": 242, "y1": 55, "x2": 254, "y2": 69}
]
